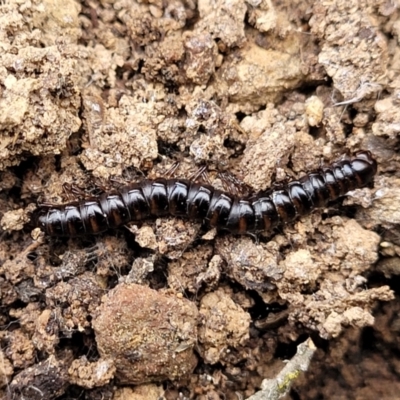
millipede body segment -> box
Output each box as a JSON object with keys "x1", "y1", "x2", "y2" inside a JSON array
[{"x1": 36, "y1": 151, "x2": 377, "y2": 237}]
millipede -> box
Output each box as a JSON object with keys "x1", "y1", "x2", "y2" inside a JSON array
[{"x1": 35, "y1": 151, "x2": 377, "y2": 237}]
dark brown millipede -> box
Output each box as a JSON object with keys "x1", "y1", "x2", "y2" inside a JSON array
[{"x1": 35, "y1": 151, "x2": 377, "y2": 237}]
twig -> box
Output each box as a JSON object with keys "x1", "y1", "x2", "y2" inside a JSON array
[
  {"x1": 333, "y1": 81, "x2": 382, "y2": 106},
  {"x1": 246, "y1": 338, "x2": 316, "y2": 400}
]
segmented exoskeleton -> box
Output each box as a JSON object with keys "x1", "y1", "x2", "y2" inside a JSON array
[{"x1": 36, "y1": 151, "x2": 377, "y2": 237}]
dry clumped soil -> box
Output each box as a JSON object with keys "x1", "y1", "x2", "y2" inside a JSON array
[{"x1": 0, "y1": 0, "x2": 399, "y2": 399}]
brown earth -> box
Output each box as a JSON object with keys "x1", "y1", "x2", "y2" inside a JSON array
[{"x1": 0, "y1": 0, "x2": 399, "y2": 399}]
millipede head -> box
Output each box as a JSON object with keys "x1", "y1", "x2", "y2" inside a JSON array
[{"x1": 31, "y1": 208, "x2": 48, "y2": 233}]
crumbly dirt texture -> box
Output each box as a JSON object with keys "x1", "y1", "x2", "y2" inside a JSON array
[
  {"x1": 92, "y1": 283, "x2": 199, "y2": 384},
  {"x1": 0, "y1": 0, "x2": 399, "y2": 399}
]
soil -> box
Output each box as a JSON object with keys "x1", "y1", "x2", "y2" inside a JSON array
[{"x1": 0, "y1": 0, "x2": 399, "y2": 399}]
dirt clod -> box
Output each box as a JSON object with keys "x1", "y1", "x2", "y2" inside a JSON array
[
  {"x1": 92, "y1": 283, "x2": 198, "y2": 384},
  {"x1": 7, "y1": 356, "x2": 69, "y2": 400},
  {"x1": 68, "y1": 356, "x2": 116, "y2": 389},
  {"x1": 198, "y1": 288, "x2": 251, "y2": 364}
]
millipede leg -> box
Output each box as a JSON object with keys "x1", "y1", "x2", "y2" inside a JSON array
[
  {"x1": 189, "y1": 165, "x2": 212, "y2": 185},
  {"x1": 165, "y1": 161, "x2": 181, "y2": 178},
  {"x1": 62, "y1": 182, "x2": 91, "y2": 200},
  {"x1": 218, "y1": 171, "x2": 252, "y2": 197}
]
